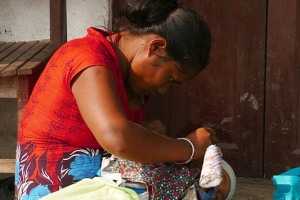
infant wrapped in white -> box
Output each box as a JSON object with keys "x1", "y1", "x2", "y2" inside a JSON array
[{"x1": 199, "y1": 145, "x2": 223, "y2": 188}]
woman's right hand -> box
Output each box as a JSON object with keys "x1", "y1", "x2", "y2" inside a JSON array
[{"x1": 185, "y1": 128, "x2": 219, "y2": 161}]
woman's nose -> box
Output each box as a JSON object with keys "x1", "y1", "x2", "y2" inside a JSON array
[{"x1": 158, "y1": 84, "x2": 171, "y2": 94}]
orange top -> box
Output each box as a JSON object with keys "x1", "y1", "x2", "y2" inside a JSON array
[
  {"x1": 15, "y1": 28, "x2": 146, "y2": 195},
  {"x1": 19, "y1": 27, "x2": 145, "y2": 149}
]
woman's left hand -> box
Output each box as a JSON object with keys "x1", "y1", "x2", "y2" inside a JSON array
[{"x1": 140, "y1": 119, "x2": 167, "y2": 136}]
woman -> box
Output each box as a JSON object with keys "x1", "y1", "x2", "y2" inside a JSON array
[{"x1": 15, "y1": 0, "x2": 232, "y2": 199}]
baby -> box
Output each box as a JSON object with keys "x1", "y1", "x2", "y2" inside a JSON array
[{"x1": 100, "y1": 144, "x2": 236, "y2": 200}]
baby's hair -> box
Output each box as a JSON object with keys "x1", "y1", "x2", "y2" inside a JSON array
[{"x1": 120, "y1": 0, "x2": 212, "y2": 72}]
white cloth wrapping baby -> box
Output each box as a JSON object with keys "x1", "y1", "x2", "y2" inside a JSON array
[{"x1": 199, "y1": 145, "x2": 223, "y2": 188}]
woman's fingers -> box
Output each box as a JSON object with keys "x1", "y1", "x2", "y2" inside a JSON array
[{"x1": 187, "y1": 127, "x2": 219, "y2": 160}]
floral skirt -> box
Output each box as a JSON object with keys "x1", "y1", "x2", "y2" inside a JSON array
[
  {"x1": 15, "y1": 142, "x2": 104, "y2": 200},
  {"x1": 15, "y1": 142, "x2": 210, "y2": 200}
]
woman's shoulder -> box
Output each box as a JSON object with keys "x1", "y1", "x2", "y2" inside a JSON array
[{"x1": 51, "y1": 27, "x2": 117, "y2": 68}]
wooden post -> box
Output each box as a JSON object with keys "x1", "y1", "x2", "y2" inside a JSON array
[{"x1": 50, "y1": 0, "x2": 67, "y2": 48}]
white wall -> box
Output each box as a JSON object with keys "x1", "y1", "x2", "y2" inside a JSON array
[
  {"x1": 0, "y1": 0, "x2": 111, "y2": 42},
  {"x1": 67, "y1": 0, "x2": 111, "y2": 40}
]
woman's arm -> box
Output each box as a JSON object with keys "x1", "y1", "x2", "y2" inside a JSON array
[
  {"x1": 71, "y1": 66, "x2": 212, "y2": 163},
  {"x1": 140, "y1": 119, "x2": 167, "y2": 136}
]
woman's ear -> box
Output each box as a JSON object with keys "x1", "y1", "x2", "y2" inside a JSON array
[{"x1": 148, "y1": 37, "x2": 167, "y2": 57}]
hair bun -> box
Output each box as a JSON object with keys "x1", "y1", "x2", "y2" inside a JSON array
[{"x1": 125, "y1": 0, "x2": 178, "y2": 28}]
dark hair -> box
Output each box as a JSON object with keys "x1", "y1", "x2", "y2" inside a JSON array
[{"x1": 121, "y1": 0, "x2": 212, "y2": 72}]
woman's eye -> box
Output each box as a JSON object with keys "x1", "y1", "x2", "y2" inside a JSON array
[
  {"x1": 169, "y1": 77, "x2": 175, "y2": 82},
  {"x1": 168, "y1": 76, "x2": 181, "y2": 84}
]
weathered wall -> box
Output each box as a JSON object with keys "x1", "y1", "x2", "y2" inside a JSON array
[{"x1": 0, "y1": 0, "x2": 111, "y2": 42}]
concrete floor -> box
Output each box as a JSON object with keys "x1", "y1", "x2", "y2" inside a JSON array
[{"x1": 232, "y1": 177, "x2": 274, "y2": 200}]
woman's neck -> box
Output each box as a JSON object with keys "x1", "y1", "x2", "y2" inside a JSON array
[
  {"x1": 107, "y1": 32, "x2": 130, "y2": 81},
  {"x1": 107, "y1": 32, "x2": 144, "y2": 109}
]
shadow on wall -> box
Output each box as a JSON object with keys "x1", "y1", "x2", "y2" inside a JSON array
[{"x1": 0, "y1": 98, "x2": 17, "y2": 159}]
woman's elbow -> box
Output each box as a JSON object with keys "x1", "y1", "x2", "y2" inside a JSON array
[{"x1": 96, "y1": 127, "x2": 131, "y2": 157}]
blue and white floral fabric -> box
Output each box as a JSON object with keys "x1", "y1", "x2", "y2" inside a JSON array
[{"x1": 15, "y1": 141, "x2": 104, "y2": 200}]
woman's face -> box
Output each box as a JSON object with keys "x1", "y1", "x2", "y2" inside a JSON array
[
  {"x1": 128, "y1": 55, "x2": 199, "y2": 95},
  {"x1": 124, "y1": 34, "x2": 199, "y2": 96}
]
